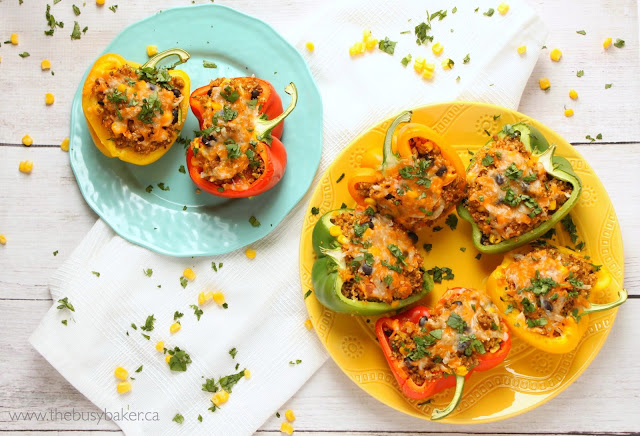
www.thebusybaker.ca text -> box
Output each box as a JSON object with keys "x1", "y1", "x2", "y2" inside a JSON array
[{"x1": 7, "y1": 407, "x2": 160, "y2": 424}]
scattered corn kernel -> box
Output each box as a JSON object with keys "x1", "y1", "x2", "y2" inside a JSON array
[
  {"x1": 19, "y1": 160, "x2": 33, "y2": 174},
  {"x1": 549, "y1": 199, "x2": 557, "y2": 211},
  {"x1": 455, "y1": 366, "x2": 469, "y2": 376},
  {"x1": 146, "y1": 45, "x2": 158, "y2": 57},
  {"x1": 539, "y1": 78, "x2": 551, "y2": 90},
  {"x1": 569, "y1": 89, "x2": 578, "y2": 100},
  {"x1": 304, "y1": 319, "x2": 313, "y2": 330},
  {"x1": 285, "y1": 409, "x2": 296, "y2": 422},
  {"x1": 155, "y1": 341, "x2": 164, "y2": 352},
  {"x1": 198, "y1": 291, "x2": 212, "y2": 306},
  {"x1": 170, "y1": 322, "x2": 181, "y2": 334},
  {"x1": 245, "y1": 248, "x2": 256, "y2": 259},
  {"x1": 329, "y1": 225, "x2": 342, "y2": 237},
  {"x1": 183, "y1": 267, "x2": 195, "y2": 281},
  {"x1": 603, "y1": 37, "x2": 612, "y2": 50},
  {"x1": 432, "y1": 42, "x2": 443, "y2": 56},
  {"x1": 45, "y1": 93, "x2": 55, "y2": 105},
  {"x1": 441, "y1": 58, "x2": 454, "y2": 70},
  {"x1": 365, "y1": 38, "x2": 378, "y2": 51},
  {"x1": 354, "y1": 41, "x2": 364, "y2": 53},
  {"x1": 517, "y1": 45, "x2": 527, "y2": 55},
  {"x1": 244, "y1": 369, "x2": 251, "y2": 379},
  {"x1": 337, "y1": 235, "x2": 349, "y2": 245},
  {"x1": 363, "y1": 198, "x2": 376, "y2": 206},
  {"x1": 116, "y1": 382, "x2": 131, "y2": 394},
  {"x1": 165, "y1": 354, "x2": 172, "y2": 364},
  {"x1": 497, "y1": 3, "x2": 509, "y2": 15},
  {"x1": 413, "y1": 57, "x2": 425, "y2": 72},
  {"x1": 212, "y1": 292, "x2": 225, "y2": 306},
  {"x1": 96, "y1": 0, "x2": 105, "y2": 5},
  {"x1": 564, "y1": 108, "x2": 574, "y2": 117},
  {"x1": 489, "y1": 234, "x2": 502, "y2": 244},
  {"x1": 305, "y1": 42, "x2": 314, "y2": 52},
  {"x1": 280, "y1": 421, "x2": 294, "y2": 435},
  {"x1": 60, "y1": 138, "x2": 70, "y2": 151},
  {"x1": 0, "y1": 235, "x2": 6, "y2": 245},
  {"x1": 10, "y1": 34, "x2": 18, "y2": 45},
  {"x1": 22, "y1": 135, "x2": 33, "y2": 146},
  {"x1": 212, "y1": 390, "x2": 229, "y2": 406},
  {"x1": 363, "y1": 29, "x2": 372, "y2": 40},
  {"x1": 41, "y1": 59, "x2": 51, "y2": 70},
  {"x1": 114, "y1": 367, "x2": 128, "y2": 381},
  {"x1": 550, "y1": 48, "x2": 562, "y2": 62}
]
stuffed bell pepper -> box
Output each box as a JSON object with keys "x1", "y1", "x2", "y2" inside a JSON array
[
  {"x1": 187, "y1": 77, "x2": 297, "y2": 198},
  {"x1": 376, "y1": 287, "x2": 511, "y2": 420},
  {"x1": 486, "y1": 245, "x2": 627, "y2": 354},
  {"x1": 82, "y1": 48, "x2": 191, "y2": 165},
  {"x1": 348, "y1": 111, "x2": 466, "y2": 231},
  {"x1": 457, "y1": 123, "x2": 582, "y2": 254},
  {"x1": 311, "y1": 207, "x2": 434, "y2": 315}
]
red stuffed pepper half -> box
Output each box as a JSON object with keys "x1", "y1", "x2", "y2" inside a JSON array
[
  {"x1": 187, "y1": 77, "x2": 297, "y2": 198},
  {"x1": 375, "y1": 287, "x2": 511, "y2": 420}
]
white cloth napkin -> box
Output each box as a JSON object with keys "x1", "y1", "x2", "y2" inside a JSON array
[{"x1": 30, "y1": 1, "x2": 547, "y2": 434}]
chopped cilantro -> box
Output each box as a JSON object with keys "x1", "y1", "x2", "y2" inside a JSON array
[
  {"x1": 561, "y1": 214, "x2": 579, "y2": 243},
  {"x1": 172, "y1": 414, "x2": 184, "y2": 424},
  {"x1": 401, "y1": 54, "x2": 412, "y2": 66},
  {"x1": 57, "y1": 297, "x2": 75, "y2": 312},
  {"x1": 311, "y1": 207, "x2": 320, "y2": 215},
  {"x1": 446, "y1": 313, "x2": 467, "y2": 333},
  {"x1": 605, "y1": 83, "x2": 612, "y2": 89},
  {"x1": 229, "y1": 347, "x2": 238, "y2": 359},
  {"x1": 414, "y1": 22, "x2": 433, "y2": 45},
  {"x1": 143, "y1": 268, "x2": 153, "y2": 277},
  {"x1": 203, "y1": 60, "x2": 218, "y2": 68},
  {"x1": 70, "y1": 21, "x2": 81, "y2": 39},
  {"x1": 463, "y1": 53, "x2": 470, "y2": 64},
  {"x1": 378, "y1": 37, "x2": 397, "y2": 55},
  {"x1": 613, "y1": 38, "x2": 625, "y2": 48},
  {"x1": 73, "y1": 5, "x2": 81, "y2": 15},
  {"x1": 481, "y1": 155, "x2": 494, "y2": 166},
  {"x1": 91, "y1": 271, "x2": 100, "y2": 277},
  {"x1": 577, "y1": 70, "x2": 584, "y2": 77},
  {"x1": 108, "y1": 5, "x2": 118, "y2": 12},
  {"x1": 444, "y1": 214, "x2": 458, "y2": 230},
  {"x1": 157, "y1": 182, "x2": 170, "y2": 191},
  {"x1": 249, "y1": 216, "x2": 261, "y2": 227},
  {"x1": 180, "y1": 276, "x2": 188, "y2": 288},
  {"x1": 220, "y1": 86, "x2": 240, "y2": 103},
  {"x1": 190, "y1": 305, "x2": 203, "y2": 321},
  {"x1": 167, "y1": 347, "x2": 192, "y2": 372},
  {"x1": 423, "y1": 243, "x2": 433, "y2": 252},
  {"x1": 222, "y1": 105, "x2": 238, "y2": 121},
  {"x1": 427, "y1": 266, "x2": 454, "y2": 283},
  {"x1": 138, "y1": 93, "x2": 163, "y2": 123},
  {"x1": 304, "y1": 290, "x2": 312, "y2": 299},
  {"x1": 576, "y1": 30, "x2": 586, "y2": 35},
  {"x1": 140, "y1": 315, "x2": 156, "y2": 331}
]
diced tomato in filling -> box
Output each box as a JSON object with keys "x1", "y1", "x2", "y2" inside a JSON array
[
  {"x1": 331, "y1": 208, "x2": 425, "y2": 304},
  {"x1": 189, "y1": 78, "x2": 268, "y2": 191},
  {"x1": 465, "y1": 136, "x2": 572, "y2": 244},
  {"x1": 91, "y1": 64, "x2": 184, "y2": 154},
  {"x1": 385, "y1": 288, "x2": 505, "y2": 385},
  {"x1": 501, "y1": 247, "x2": 598, "y2": 337}
]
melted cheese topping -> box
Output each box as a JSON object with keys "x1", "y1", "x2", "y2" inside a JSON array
[{"x1": 465, "y1": 136, "x2": 572, "y2": 243}]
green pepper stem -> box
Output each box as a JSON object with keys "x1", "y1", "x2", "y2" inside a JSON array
[
  {"x1": 381, "y1": 110, "x2": 412, "y2": 172},
  {"x1": 431, "y1": 374, "x2": 465, "y2": 421},
  {"x1": 255, "y1": 82, "x2": 298, "y2": 141},
  {"x1": 581, "y1": 288, "x2": 628, "y2": 316},
  {"x1": 142, "y1": 48, "x2": 190, "y2": 69}
]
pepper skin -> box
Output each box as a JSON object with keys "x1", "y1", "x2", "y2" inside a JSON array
[
  {"x1": 81, "y1": 48, "x2": 191, "y2": 165},
  {"x1": 186, "y1": 78, "x2": 297, "y2": 198},
  {"x1": 376, "y1": 288, "x2": 511, "y2": 420},
  {"x1": 311, "y1": 208, "x2": 433, "y2": 315},
  {"x1": 457, "y1": 123, "x2": 582, "y2": 254},
  {"x1": 486, "y1": 246, "x2": 627, "y2": 354}
]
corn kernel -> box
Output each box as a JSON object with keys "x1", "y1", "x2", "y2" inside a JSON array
[
  {"x1": 41, "y1": 59, "x2": 51, "y2": 70},
  {"x1": 364, "y1": 198, "x2": 376, "y2": 206},
  {"x1": 489, "y1": 234, "x2": 502, "y2": 244},
  {"x1": 362, "y1": 29, "x2": 372, "y2": 41},
  {"x1": 146, "y1": 45, "x2": 158, "y2": 57},
  {"x1": 245, "y1": 248, "x2": 256, "y2": 259},
  {"x1": 603, "y1": 37, "x2": 612, "y2": 50},
  {"x1": 550, "y1": 48, "x2": 562, "y2": 62},
  {"x1": 348, "y1": 46, "x2": 358, "y2": 57},
  {"x1": 569, "y1": 89, "x2": 578, "y2": 100},
  {"x1": 114, "y1": 367, "x2": 128, "y2": 381},
  {"x1": 60, "y1": 137, "x2": 70, "y2": 151},
  {"x1": 365, "y1": 38, "x2": 377, "y2": 51},
  {"x1": 413, "y1": 57, "x2": 426, "y2": 73},
  {"x1": 212, "y1": 390, "x2": 229, "y2": 406},
  {"x1": 170, "y1": 322, "x2": 181, "y2": 334},
  {"x1": 198, "y1": 291, "x2": 209, "y2": 306},
  {"x1": 354, "y1": 41, "x2": 365, "y2": 54},
  {"x1": 0, "y1": 235, "x2": 6, "y2": 245},
  {"x1": 183, "y1": 267, "x2": 195, "y2": 281},
  {"x1": 549, "y1": 199, "x2": 557, "y2": 211},
  {"x1": 337, "y1": 235, "x2": 349, "y2": 245},
  {"x1": 280, "y1": 421, "x2": 294, "y2": 435},
  {"x1": 96, "y1": 0, "x2": 105, "y2": 5},
  {"x1": 244, "y1": 369, "x2": 251, "y2": 379},
  {"x1": 517, "y1": 45, "x2": 527, "y2": 54},
  {"x1": 442, "y1": 59, "x2": 454, "y2": 70},
  {"x1": 539, "y1": 78, "x2": 551, "y2": 90},
  {"x1": 212, "y1": 292, "x2": 225, "y2": 306},
  {"x1": 564, "y1": 108, "x2": 574, "y2": 117},
  {"x1": 116, "y1": 382, "x2": 131, "y2": 394},
  {"x1": 305, "y1": 42, "x2": 314, "y2": 52},
  {"x1": 455, "y1": 366, "x2": 469, "y2": 376},
  {"x1": 329, "y1": 225, "x2": 342, "y2": 237},
  {"x1": 304, "y1": 319, "x2": 313, "y2": 330},
  {"x1": 19, "y1": 160, "x2": 33, "y2": 174},
  {"x1": 432, "y1": 42, "x2": 443, "y2": 56},
  {"x1": 497, "y1": 3, "x2": 509, "y2": 14},
  {"x1": 22, "y1": 135, "x2": 33, "y2": 146},
  {"x1": 45, "y1": 93, "x2": 55, "y2": 105},
  {"x1": 155, "y1": 341, "x2": 164, "y2": 352},
  {"x1": 285, "y1": 409, "x2": 296, "y2": 422},
  {"x1": 165, "y1": 354, "x2": 172, "y2": 364},
  {"x1": 10, "y1": 34, "x2": 18, "y2": 45}
]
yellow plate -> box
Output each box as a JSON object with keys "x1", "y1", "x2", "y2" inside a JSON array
[{"x1": 298, "y1": 102, "x2": 624, "y2": 423}]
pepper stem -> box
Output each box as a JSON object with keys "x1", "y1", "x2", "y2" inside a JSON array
[
  {"x1": 255, "y1": 82, "x2": 298, "y2": 142},
  {"x1": 381, "y1": 110, "x2": 412, "y2": 171},
  {"x1": 431, "y1": 374, "x2": 465, "y2": 421},
  {"x1": 581, "y1": 288, "x2": 628, "y2": 316},
  {"x1": 142, "y1": 48, "x2": 190, "y2": 69}
]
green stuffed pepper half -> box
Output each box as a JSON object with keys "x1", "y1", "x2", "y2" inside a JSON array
[
  {"x1": 311, "y1": 206, "x2": 434, "y2": 315},
  {"x1": 457, "y1": 123, "x2": 582, "y2": 254}
]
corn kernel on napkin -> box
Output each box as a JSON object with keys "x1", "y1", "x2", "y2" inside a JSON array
[{"x1": 31, "y1": 0, "x2": 547, "y2": 434}]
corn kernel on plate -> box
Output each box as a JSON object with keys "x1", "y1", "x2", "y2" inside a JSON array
[
  {"x1": 299, "y1": 101, "x2": 624, "y2": 423},
  {"x1": 68, "y1": 5, "x2": 323, "y2": 257}
]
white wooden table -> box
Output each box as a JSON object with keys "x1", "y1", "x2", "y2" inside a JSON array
[{"x1": 1, "y1": 0, "x2": 639, "y2": 434}]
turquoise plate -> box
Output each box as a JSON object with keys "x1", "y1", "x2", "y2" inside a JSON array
[{"x1": 69, "y1": 4, "x2": 323, "y2": 257}]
